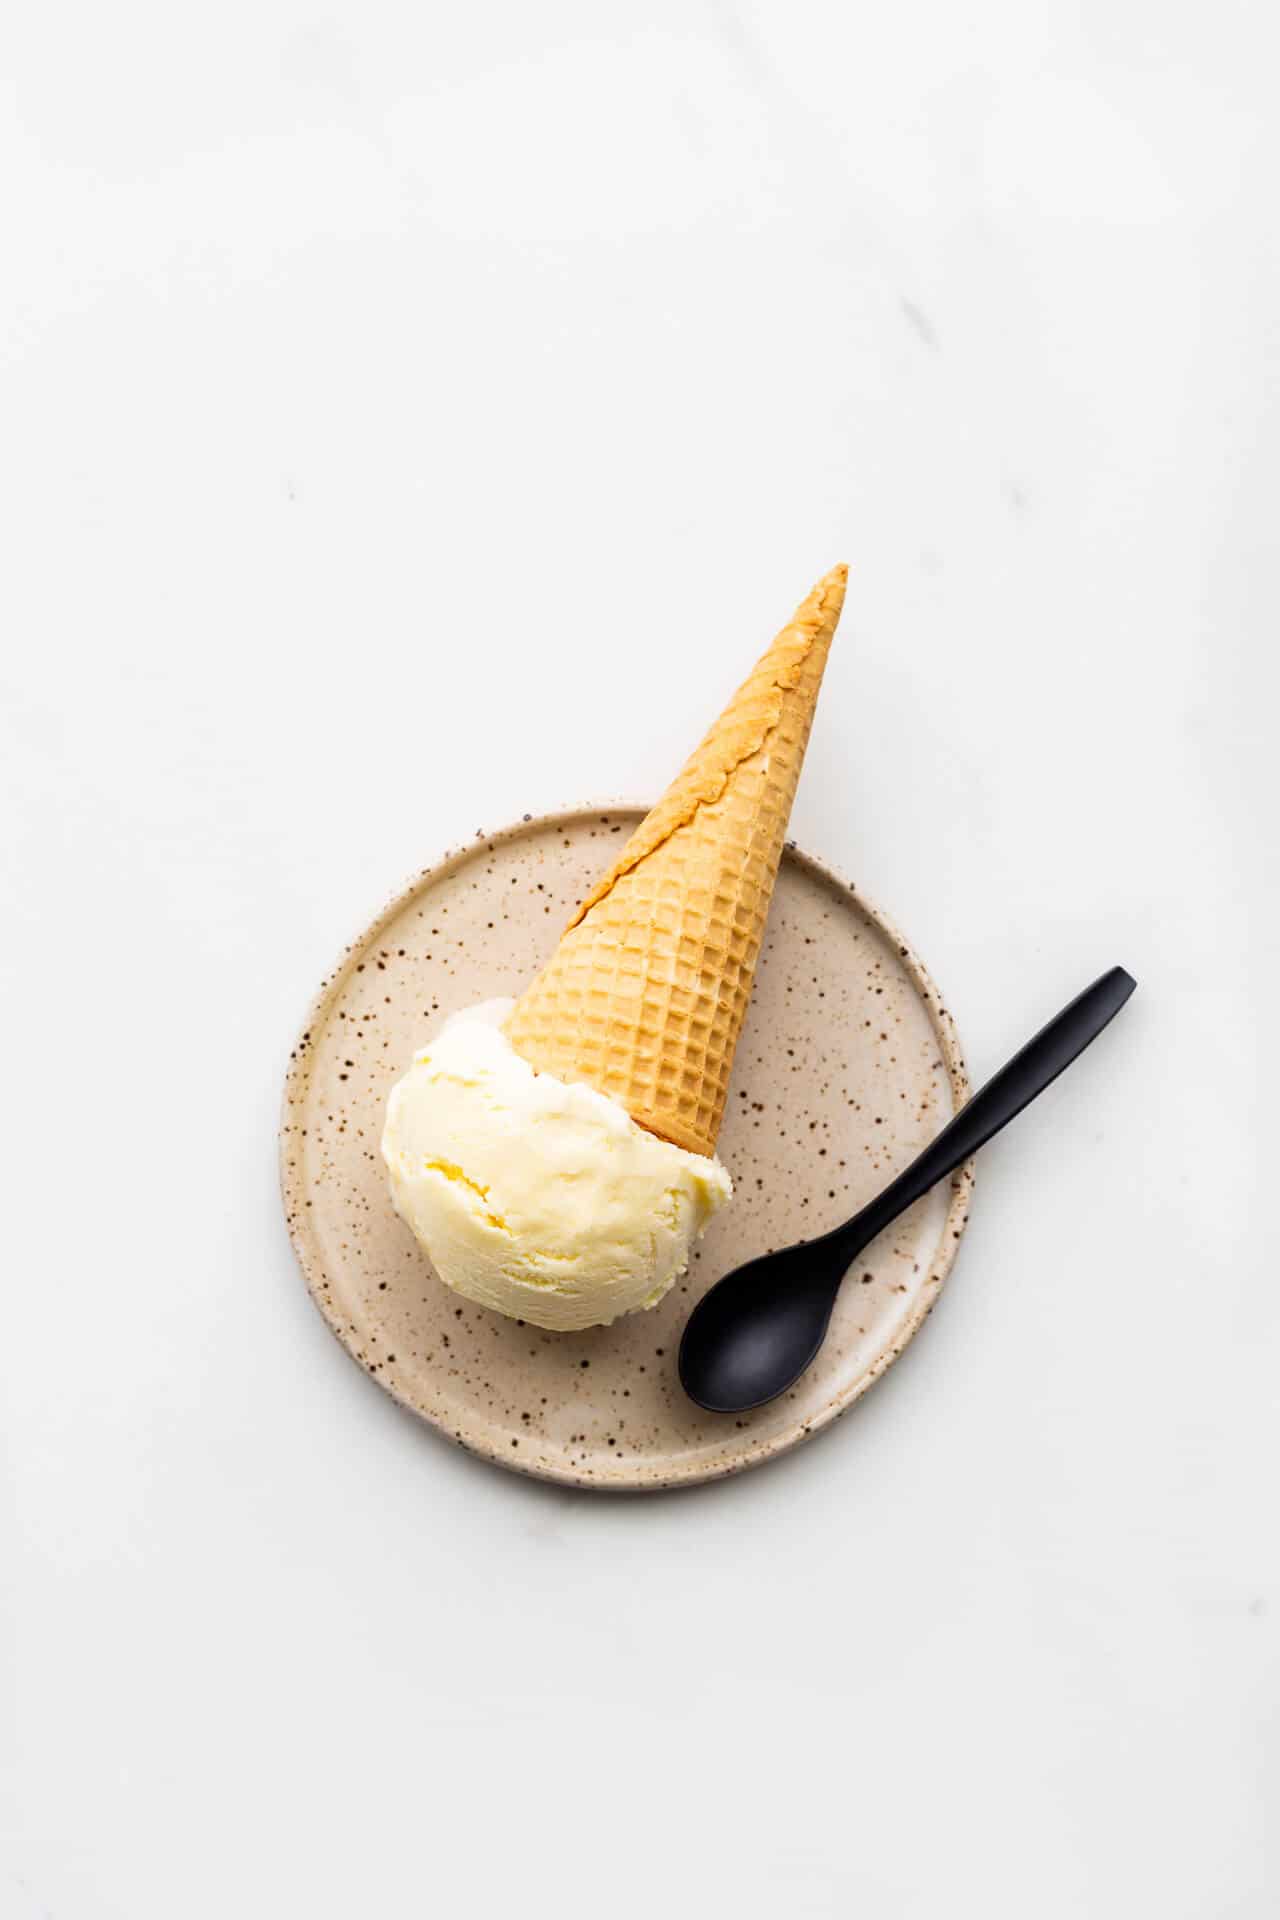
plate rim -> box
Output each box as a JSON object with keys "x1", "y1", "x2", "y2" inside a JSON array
[{"x1": 280, "y1": 803, "x2": 973, "y2": 1492}]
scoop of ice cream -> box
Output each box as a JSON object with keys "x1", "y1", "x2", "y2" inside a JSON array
[{"x1": 381, "y1": 1000, "x2": 732, "y2": 1332}]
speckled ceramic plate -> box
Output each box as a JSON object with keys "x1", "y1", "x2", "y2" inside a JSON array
[{"x1": 281, "y1": 807, "x2": 972, "y2": 1490}]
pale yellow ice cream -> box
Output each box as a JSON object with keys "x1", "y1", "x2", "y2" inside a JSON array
[{"x1": 381, "y1": 1001, "x2": 732, "y2": 1332}]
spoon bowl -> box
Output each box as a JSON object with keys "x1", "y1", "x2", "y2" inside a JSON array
[{"x1": 678, "y1": 1237, "x2": 851, "y2": 1413}]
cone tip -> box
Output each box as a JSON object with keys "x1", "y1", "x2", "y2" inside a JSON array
[{"x1": 800, "y1": 563, "x2": 848, "y2": 631}]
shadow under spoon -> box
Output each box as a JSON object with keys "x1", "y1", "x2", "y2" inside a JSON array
[{"x1": 678, "y1": 965, "x2": 1137, "y2": 1415}]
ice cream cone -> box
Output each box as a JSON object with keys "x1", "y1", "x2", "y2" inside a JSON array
[{"x1": 505, "y1": 565, "x2": 847, "y2": 1157}]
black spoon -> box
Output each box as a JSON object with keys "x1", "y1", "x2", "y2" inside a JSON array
[{"x1": 679, "y1": 965, "x2": 1137, "y2": 1414}]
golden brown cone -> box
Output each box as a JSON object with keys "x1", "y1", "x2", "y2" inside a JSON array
[{"x1": 505, "y1": 564, "x2": 847, "y2": 1156}]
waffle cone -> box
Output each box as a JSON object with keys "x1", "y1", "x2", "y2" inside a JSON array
[{"x1": 505, "y1": 565, "x2": 847, "y2": 1157}]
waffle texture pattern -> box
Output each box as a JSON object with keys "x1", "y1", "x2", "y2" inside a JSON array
[{"x1": 505, "y1": 565, "x2": 846, "y2": 1156}]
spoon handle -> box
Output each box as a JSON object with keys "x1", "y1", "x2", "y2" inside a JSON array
[{"x1": 836, "y1": 966, "x2": 1137, "y2": 1254}]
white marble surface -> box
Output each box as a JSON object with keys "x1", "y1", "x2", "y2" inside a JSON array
[{"x1": 2, "y1": 4, "x2": 1276, "y2": 1915}]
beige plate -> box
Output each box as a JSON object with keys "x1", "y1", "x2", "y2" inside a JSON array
[{"x1": 281, "y1": 807, "x2": 972, "y2": 1491}]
